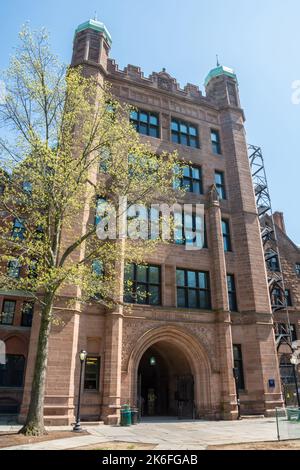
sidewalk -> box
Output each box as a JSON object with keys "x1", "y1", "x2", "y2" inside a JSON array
[{"x1": 0, "y1": 417, "x2": 279, "y2": 451}]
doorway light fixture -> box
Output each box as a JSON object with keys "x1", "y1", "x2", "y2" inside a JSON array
[{"x1": 150, "y1": 356, "x2": 156, "y2": 366}]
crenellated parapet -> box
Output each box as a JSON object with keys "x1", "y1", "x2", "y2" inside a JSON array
[{"x1": 108, "y1": 60, "x2": 203, "y2": 101}]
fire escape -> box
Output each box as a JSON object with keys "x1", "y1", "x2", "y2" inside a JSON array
[
  {"x1": 248, "y1": 145, "x2": 292, "y2": 347},
  {"x1": 249, "y1": 145, "x2": 300, "y2": 407}
]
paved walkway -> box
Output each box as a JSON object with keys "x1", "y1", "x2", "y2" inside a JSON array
[{"x1": 0, "y1": 417, "x2": 278, "y2": 450}]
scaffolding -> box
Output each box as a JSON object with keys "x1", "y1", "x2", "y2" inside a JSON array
[
  {"x1": 248, "y1": 144, "x2": 300, "y2": 407},
  {"x1": 248, "y1": 144, "x2": 292, "y2": 347}
]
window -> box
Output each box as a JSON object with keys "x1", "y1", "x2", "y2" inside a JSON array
[
  {"x1": 99, "y1": 147, "x2": 111, "y2": 173},
  {"x1": 174, "y1": 211, "x2": 207, "y2": 248},
  {"x1": 0, "y1": 300, "x2": 16, "y2": 325},
  {"x1": 34, "y1": 226, "x2": 45, "y2": 242},
  {"x1": 95, "y1": 197, "x2": 109, "y2": 228},
  {"x1": 171, "y1": 119, "x2": 199, "y2": 148},
  {"x1": 7, "y1": 259, "x2": 21, "y2": 279},
  {"x1": 296, "y1": 264, "x2": 300, "y2": 276},
  {"x1": 233, "y1": 345, "x2": 245, "y2": 390},
  {"x1": 291, "y1": 324, "x2": 298, "y2": 342},
  {"x1": 130, "y1": 109, "x2": 160, "y2": 138},
  {"x1": 211, "y1": 130, "x2": 222, "y2": 155},
  {"x1": 124, "y1": 264, "x2": 161, "y2": 306},
  {"x1": 174, "y1": 165, "x2": 203, "y2": 194},
  {"x1": 12, "y1": 218, "x2": 25, "y2": 240},
  {"x1": 176, "y1": 269, "x2": 211, "y2": 310},
  {"x1": 92, "y1": 259, "x2": 104, "y2": 276},
  {"x1": 0, "y1": 354, "x2": 25, "y2": 388},
  {"x1": 227, "y1": 275, "x2": 237, "y2": 311},
  {"x1": 285, "y1": 289, "x2": 292, "y2": 307},
  {"x1": 84, "y1": 356, "x2": 100, "y2": 390},
  {"x1": 272, "y1": 288, "x2": 282, "y2": 307},
  {"x1": 276, "y1": 323, "x2": 297, "y2": 343},
  {"x1": 28, "y1": 259, "x2": 38, "y2": 279},
  {"x1": 275, "y1": 323, "x2": 289, "y2": 339},
  {"x1": 215, "y1": 171, "x2": 226, "y2": 199},
  {"x1": 90, "y1": 260, "x2": 104, "y2": 300},
  {"x1": 22, "y1": 181, "x2": 32, "y2": 195},
  {"x1": 280, "y1": 354, "x2": 295, "y2": 385},
  {"x1": 127, "y1": 205, "x2": 161, "y2": 241},
  {"x1": 266, "y1": 251, "x2": 280, "y2": 272},
  {"x1": 21, "y1": 302, "x2": 34, "y2": 327},
  {"x1": 222, "y1": 219, "x2": 232, "y2": 252}
]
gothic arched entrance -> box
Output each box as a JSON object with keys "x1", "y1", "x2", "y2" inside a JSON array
[
  {"x1": 137, "y1": 341, "x2": 194, "y2": 418},
  {"x1": 126, "y1": 326, "x2": 213, "y2": 420}
]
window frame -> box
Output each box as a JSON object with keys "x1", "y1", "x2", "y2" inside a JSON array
[
  {"x1": 221, "y1": 219, "x2": 232, "y2": 252},
  {"x1": 233, "y1": 344, "x2": 245, "y2": 391},
  {"x1": 266, "y1": 251, "x2": 280, "y2": 272},
  {"x1": 130, "y1": 109, "x2": 160, "y2": 138},
  {"x1": 21, "y1": 302, "x2": 34, "y2": 327},
  {"x1": 7, "y1": 259, "x2": 21, "y2": 279},
  {"x1": 84, "y1": 356, "x2": 101, "y2": 391},
  {"x1": 174, "y1": 211, "x2": 207, "y2": 249},
  {"x1": 291, "y1": 324, "x2": 298, "y2": 342},
  {"x1": 0, "y1": 300, "x2": 16, "y2": 325},
  {"x1": 227, "y1": 274, "x2": 238, "y2": 312},
  {"x1": 285, "y1": 289, "x2": 293, "y2": 307},
  {"x1": 295, "y1": 263, "x2": 300, "y2": 276},
  {"x1": 12, "y1": 218, "x2": 25, "y2": 240},
  {"x1": 171, "y1": 118, "x2": 199, "y2": 148},
  {"x1": 214, "y1": 171, "x2": 226, "y2": 200},
  {"x1": 275, "y1": 323, "x2": 297, "y2": 342},
  {"x1": 211, "y1": 129, "x2": 222, "y2": 155},
  {"x1": 272, "y1": 287, "x2": 282, "y2": 307},
  {"x1": 176, "y1": 165, "x2": 203, "y2": 194},
  {"x1": 124, "y1": 264, "x2": 161, "y2": 306},
  {"x1": 176, "y1": 268, "x2": 211, "y2": 310}
]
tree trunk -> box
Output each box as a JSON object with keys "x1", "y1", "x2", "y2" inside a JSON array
[{"x1": 19, "y1": 292, "x2": 54, "y2": 436}]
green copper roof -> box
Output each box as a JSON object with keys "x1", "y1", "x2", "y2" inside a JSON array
[
  {"x1": 75, "y1": 19, "x2": 112, "y2": 46},
  {"x1": 204, "y1": 65, "x2": 237, "y2": 87}
]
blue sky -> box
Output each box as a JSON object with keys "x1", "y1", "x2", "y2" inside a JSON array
[{"x1": 1, "y1": 0, "x2": 299, "y2": 242}]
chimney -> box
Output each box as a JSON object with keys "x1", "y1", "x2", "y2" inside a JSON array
[{"x1": 273, "y1": 212, "x2": 286, "y2": 234}]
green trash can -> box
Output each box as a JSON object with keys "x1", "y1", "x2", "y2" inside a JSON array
[
  {"x1": 131, "y1": 408, "x2": 138, "y2": 425},
  {"x1": 120, "y1": 405, "x2": 132, "y2": 426}
]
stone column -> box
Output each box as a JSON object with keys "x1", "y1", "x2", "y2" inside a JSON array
[
  {"x1": 102, "y1": 217, "x2": 125, "y2": 424},
  {"x1": 207, "y1": 185, "x2": 238, "y2": 420}
]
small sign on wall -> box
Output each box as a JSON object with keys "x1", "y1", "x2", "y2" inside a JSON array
[{"x1": 268, "y1": 379, "x2": 275, "y2": 388}]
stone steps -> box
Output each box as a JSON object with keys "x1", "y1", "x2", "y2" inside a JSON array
[{"x1": 240, "y1": 415, "x2": 265, "y2": 420}]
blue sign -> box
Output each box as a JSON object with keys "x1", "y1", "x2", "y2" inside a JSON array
[{"x1": 268, "y1": 379, "x2": 275, "y2": 388}]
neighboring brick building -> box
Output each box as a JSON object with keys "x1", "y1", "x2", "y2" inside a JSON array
[
  {"x1": 272, "y1": 212, "x2": 300, "y2": 404},
  {"x1": 1, "y1": 18, "x2": 292, "y2": 425}
]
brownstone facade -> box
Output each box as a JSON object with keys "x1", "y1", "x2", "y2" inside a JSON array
[
  {"x1": 272, "y1": 213, "x2": 300, "y2": 404},
  {"x1": 2, "y1": 18, "x2": 295, "y2": 425}
]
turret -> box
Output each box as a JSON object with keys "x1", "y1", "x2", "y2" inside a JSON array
[
  {"x1": 71, "y1": 19, "x2": 112, "y2": 71},
  {"x1": 205, "y1": 65, "x2": 240, "y2": 108}
]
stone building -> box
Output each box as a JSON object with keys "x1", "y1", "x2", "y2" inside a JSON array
[
  {"x1": 1, "y1": 18, "x2": 295, "y2": 425},
  {"x1": 272, "y1": 212, "x2": 300, "y2": 404}
]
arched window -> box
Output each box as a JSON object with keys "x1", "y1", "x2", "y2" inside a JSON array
[{"x1": 280, "y1": 354, "x2": 294, "y2": 385}]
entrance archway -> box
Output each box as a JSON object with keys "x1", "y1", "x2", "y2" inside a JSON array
[
  {"x1": 127, "y1": 326, "x2": 213, "y2": 419},
  {"x1": 138, "y1": 341, "x2": 194, "y2": 418}
]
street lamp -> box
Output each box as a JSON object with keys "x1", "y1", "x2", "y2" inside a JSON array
[
  {"x1": 290, "y1": 355, "x2": 300, "y2": 409},
  {"x1": 73, "y1": 350, "x2": 87, "y2": 432}
]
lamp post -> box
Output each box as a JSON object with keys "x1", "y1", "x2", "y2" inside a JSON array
[
  {"x1": 73, "y1": 350, "x2": 87, "y2": 432},
  {"x1": 290, "y1": 356, "x2": 300, "y2": 409}
]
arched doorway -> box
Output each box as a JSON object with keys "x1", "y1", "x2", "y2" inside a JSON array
[{"x1": 137, "y1": 340, "x2": 194, "y2": 418}]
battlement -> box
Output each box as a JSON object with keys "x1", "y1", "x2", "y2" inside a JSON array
[{"x1": 107, "y1": 60, "x2": 204, "y2": 102}]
